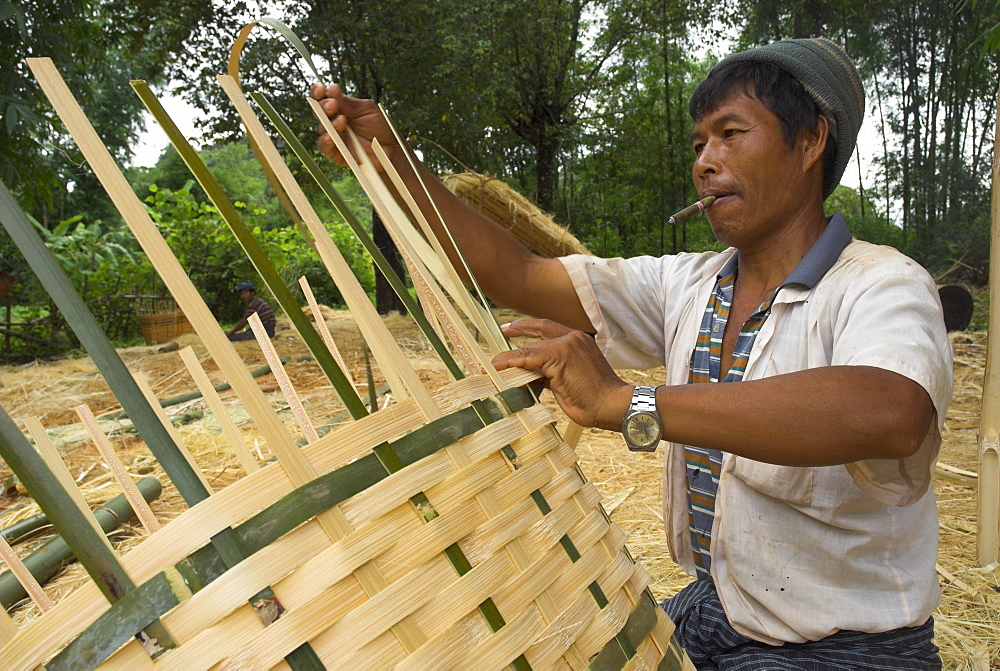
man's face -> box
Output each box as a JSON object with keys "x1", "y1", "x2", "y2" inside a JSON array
[
  {"x1": 238, "y1": 290, "x2": 253, "y2": 303},
  {"x1": 690, "y1": 91, "x2": 818, "y2": 251}
]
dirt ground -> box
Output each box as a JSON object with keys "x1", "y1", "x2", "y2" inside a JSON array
[{"x1": 0, "y1": 307, "x2": 997, "y2": 669}]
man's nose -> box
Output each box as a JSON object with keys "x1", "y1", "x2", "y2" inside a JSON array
[{"x1": 694, "y1": 139, "x2": 721, "y2": 178}]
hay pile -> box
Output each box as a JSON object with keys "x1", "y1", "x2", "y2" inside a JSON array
[
  {"x1": 0, "y1": 312, "x2": 996, "y2": 668},
  {"x1": 442, "y1": 172, "x2": 592, "y2": 258}
]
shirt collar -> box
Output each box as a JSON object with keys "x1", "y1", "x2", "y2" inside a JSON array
[{"x1": 716, "y1": 212, "x2": 852, "y2": 289}]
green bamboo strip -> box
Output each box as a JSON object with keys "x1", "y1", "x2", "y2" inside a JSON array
[
  {"x1": 45, "y1": 570, "x2": 186, "y2": 671},
  {"x1": 130, "y1": 80, "x2": 366, "y2": 420},
  {"x1": 588, "y1": 593, "x2": 667, "y2": 671},
  {"x1": 1, "y1": 510, "x2": 50, "y2": 544},
  {"x1": 0, "y1": 477, "x2": 162, "y2": 609},
  {"x1": 0, "y1": 404, "x2": 176, "y2": 654},
  {"x1": 251, "y1": 91, "x2": 464, "y2": 381}
]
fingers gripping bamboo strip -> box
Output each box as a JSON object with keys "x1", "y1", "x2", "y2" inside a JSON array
[
  {"x1": 298, "y1": 276, "x2": 354, "y2": 386},
  {"x1": 249, "y1": 312, "x2": 319, "y2": 443},
  {"x1": 130, "y1": 371, "x2": 215, "y2": 495},
  {"x1": 0, "y1": 534, "x2": 53, "y2": 611},
  {"x1": 177, "y1": 346, "x2": 260, "y2": 475},
  {"x1": 75, "y1": 405, "x2": 161, "y2": 535}
]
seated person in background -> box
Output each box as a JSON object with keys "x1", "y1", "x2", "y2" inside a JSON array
[{"x1": 226, "y1": 281, "x2": 276, "y2": 341}]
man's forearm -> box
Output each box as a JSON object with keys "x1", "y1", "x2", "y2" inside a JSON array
[{"x1": 653, "y1": 365, "x2": 934, "y2": 466}]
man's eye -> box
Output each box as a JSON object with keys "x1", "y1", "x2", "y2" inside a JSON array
[
  {"x1": 724, "y1": 129, "x2": 740, "y2": 138},
  {"x1": 693, "y1": 143, "x2": 704, "y2": 154}
]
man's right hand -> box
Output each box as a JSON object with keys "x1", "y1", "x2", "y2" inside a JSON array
[{"x1": 310, "y1": 83, "x2": 399, "y2": 172}]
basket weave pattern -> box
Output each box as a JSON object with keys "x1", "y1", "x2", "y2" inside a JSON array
[{"x1": 3, "y1": 370, "x2": 689, "y2": 670}]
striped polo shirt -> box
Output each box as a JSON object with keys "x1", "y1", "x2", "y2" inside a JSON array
[
  {"x1": 245, "y1": 296, "x2": 276, "y2": 329},
  {"x1": 684, "y1": 217, "x2": 852, "y2": 580}
]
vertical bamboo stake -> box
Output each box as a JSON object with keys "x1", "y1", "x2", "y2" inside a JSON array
[
  {"x1": 177, "y1": 347, "x2": 260, "y2": 474},
  {"x1": 75, "y1": 405, "x2": 161, "y2": 535},
  {"x1": 979, "y1": 89, "x2": 1000, "y2": 568},
  {"x1": 0, "y1": 535, "x2": 53, "y2": 611},
  {"x1": 249, "y1": 313, "x2": 319, "y2": 443}
]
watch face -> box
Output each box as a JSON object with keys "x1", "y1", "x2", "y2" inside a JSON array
[{"x1": 625, "y1": 412, "x2": 661, "y2": 448}]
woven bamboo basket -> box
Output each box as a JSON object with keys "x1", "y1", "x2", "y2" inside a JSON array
[
  {"x1": 134, "y1": 297, "x2": 195, "y2": 345},
  {"x1": 1, "y1": 370, "x2": 689, "y2": 670},
  {"x1": 0, "y1": 33, "x2": 693, "y2": 671},
  {"x1": 442, "y1": 172, "x2": 592, "y2": 259}
]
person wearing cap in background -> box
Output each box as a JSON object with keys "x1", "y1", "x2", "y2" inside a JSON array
[
  {"x1": 313, "y1": 37, "x2": 950, "y2": 669},
  {"x1": 226, "y1": 281, "x2": 276, "y2": 342}
]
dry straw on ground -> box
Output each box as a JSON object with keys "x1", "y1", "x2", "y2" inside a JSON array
[{"x1": 0, "y1": 311, "x2": 996, "y2": 668}]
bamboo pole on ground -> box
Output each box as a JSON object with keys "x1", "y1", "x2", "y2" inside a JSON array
[{"x1": 978, "y1": 89, "x2": 1000, "y2": 568}]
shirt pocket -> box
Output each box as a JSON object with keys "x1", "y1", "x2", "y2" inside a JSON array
[{"x1": 727, "y1": 456, "x2": 814, "y2": 507}]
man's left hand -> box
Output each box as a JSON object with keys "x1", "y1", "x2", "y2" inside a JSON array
[{"x1": 492, "y1": 319, "x2": 631, "y2": 431}]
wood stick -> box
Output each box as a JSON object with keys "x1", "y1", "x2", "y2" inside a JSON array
[
  {"x1": 0, "y1": 533, "x2": 53, "y2": 611},
  {"x1": 249, "y1": 313, "x2": 319, "y2": 443},
  {"x1": 75, "y1": 405, "x2": 161, "y2": 535},
  {"x1": 23, "y1": 417, "x2": 115, "y2": 555},
  {"x1": 177, "y1": 347, "x2": 260, "y2": 475},
  {"x1": 979, "y1": 87, "x2": 1000, "y2": 567},
  {"x1": 0, "y1": 604, "x2": 16, "y2": 647}
]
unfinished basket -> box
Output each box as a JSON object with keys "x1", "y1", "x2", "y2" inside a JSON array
[
  {"x1": 133, "y1": 296, "x2": 194, "y2": 345},
  {"x1": 443, "y1": 172, "x2": 592, "y2": 259},
  {"x1": 0, "y1": 23, "x2": 693, "y2": 671}
]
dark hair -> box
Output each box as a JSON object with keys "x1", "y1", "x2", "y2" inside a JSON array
[{"x1": 689, "y1": 60, "x2": 836, "y2": 176}]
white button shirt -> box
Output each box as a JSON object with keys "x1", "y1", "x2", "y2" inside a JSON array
[{"x1": 559, "y1": 228, "x2": 953, "y2": 644}]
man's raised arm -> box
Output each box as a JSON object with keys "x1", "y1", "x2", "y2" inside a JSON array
[{"x1": 310, "y1": 83, "x2": 593, "y2": 332}]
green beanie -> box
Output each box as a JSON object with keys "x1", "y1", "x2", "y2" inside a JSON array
[{"x1": 713, "y1": 37, "x2": 866, "y2": 199}]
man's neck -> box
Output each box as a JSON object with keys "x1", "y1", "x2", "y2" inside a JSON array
[{"x1": 734, "y1": 207, "x2": 828, "y2": 299}]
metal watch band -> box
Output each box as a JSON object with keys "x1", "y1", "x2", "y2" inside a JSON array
[{"x1": 632, "y1": 385, "x2": 658, "y2": 412}]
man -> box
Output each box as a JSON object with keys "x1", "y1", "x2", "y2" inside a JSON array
[
  {"x1": 313, "y1": 37, "x2": 951, "y2": 669},
  {"x1": 226, "y1": 281, "x2": 276, "y2": 341}
]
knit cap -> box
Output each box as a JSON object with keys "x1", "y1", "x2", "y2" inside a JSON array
[{"x1": 713, "y1": 37, "x2": 865, "y2": 199}]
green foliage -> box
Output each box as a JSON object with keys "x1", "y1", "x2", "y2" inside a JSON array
[{"x1": 143, "y1": 181, "x2": 373, "y2": 322}]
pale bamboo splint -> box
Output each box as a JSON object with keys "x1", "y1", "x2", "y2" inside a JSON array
[
  {"x1": 75, "y1": 404, "x2": 161, "y2": 535},
  {"x1": 249, "y1": 312, "x2": 319, "y2": 443},
  {"x1": 176, "y1": 346, "x2": 260, "y2": 475},
  {"x1": 980, "y1": 88, "x2": 1000, "y2": 567},
  {"x1": 0, "y1": 534, "x2": 53, "y2": 612},
  {"x1": 298, "y1": 276, "x2": 354, "y2": 387}
]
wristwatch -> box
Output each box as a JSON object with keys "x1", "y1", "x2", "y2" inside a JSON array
[{"x1": 621, "y1": 385, "x2": 662, "y2": 452}]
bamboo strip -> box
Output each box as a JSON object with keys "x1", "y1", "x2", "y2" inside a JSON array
[
  {"x1": 177, "y1": 347, "x2": 259, "y2": 474},
  {"x1": 217, "y1": 75, "x2": 434, "y2": 418},
  {"x1": 298, "y1": 276, "x2": 353, "y2": 385},
  {"x1": 23, "y1": 416, "x2": 115, "y2": 553},
  {"x1": 0, "y1": 534, "x2": 53, "y2": 611},
  {"x1": 249, "y1": 313, "x2": 319, "y2": 443},
  {"x1": 980, "y1": 87, "x2": 1000, "y2": 567},
  {"x1": 252, "y1": 92, "x2": 463, "y2": 382},
  {"x1": 130, "y1": 80, "x2": 366, "y2": 421},
  {"x1": 377, "y1": 113, "x2": 507, "y2": 351},
  {"x1": 0, "y1": 605, "x2": 16, "y2": 645},
  {"x1": 76, "y1": 405, "x2": 161, "y2": 535},
  {"x1": 130, "y1": 372, "x2": 214, "y2": 495}
]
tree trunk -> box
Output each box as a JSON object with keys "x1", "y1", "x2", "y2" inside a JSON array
[{"x1": 371, "y1": 209, "x2": 406, "y2": 314}]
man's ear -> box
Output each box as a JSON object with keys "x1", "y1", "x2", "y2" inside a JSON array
[{"x1": 801, "y1": 115, "x2": 830, "y2": 172}]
